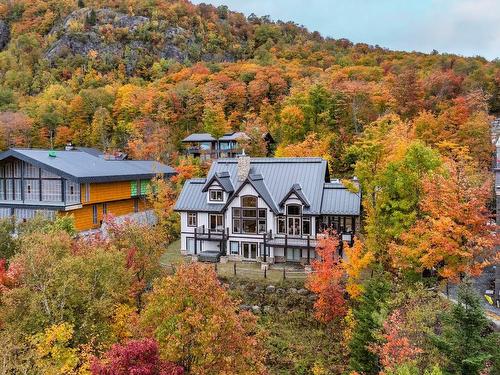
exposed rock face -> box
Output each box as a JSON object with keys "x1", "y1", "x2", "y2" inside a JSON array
[
  {"x1": 0, "y1": 20, "x2": 10, "y2": 51},
  {"x1": 44, "y1": 8, "x2": 234, "y2": 72}
]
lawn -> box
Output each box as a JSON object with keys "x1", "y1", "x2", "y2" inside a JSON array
[{"x1": 161, "y1": 239, "x2": 308, "y2": 284}]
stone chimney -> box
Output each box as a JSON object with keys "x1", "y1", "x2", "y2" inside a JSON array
[{"x1": 237, "y1": 151, "x2": 251, "y2": 182}]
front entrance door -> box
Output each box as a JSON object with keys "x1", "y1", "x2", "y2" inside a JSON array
[{"x1": 242, "y1": 242, "x2": 258, "y2": 260}]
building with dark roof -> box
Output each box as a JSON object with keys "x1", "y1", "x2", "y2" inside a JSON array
[
  {"x1": 0, "y1": 147, "x2": 176, "y2": 231},
  {"x1": 174, "y1": 156, "x2": 360, "y2": 265},
  {"x1": 181, "y1": 131, "x2": 275, "y2": 160}
]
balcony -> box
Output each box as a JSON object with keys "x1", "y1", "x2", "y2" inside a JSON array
[{"x1": 193, "y1": 225, "x2": 229, "y2": 241}]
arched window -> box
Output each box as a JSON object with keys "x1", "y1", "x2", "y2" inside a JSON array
[{"x1": 241, "y1": 195, "x2": 257, "y2": 207}]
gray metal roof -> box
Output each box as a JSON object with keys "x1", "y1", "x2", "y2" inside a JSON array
[
  {"x1": 0, "y1": 149, "x2": 176, "y2": 183},
  {"x1": 175, "y1": 179, "x2": 225, "y2": 212},
  {"x1": 182, "y1": 133, "x2": 216, "y2": 142},
  {"x1": 202, "y1": 172, "x2": 234, "y2": 193},
  {"x1": 321, "y1": 182, "x2": 360, "y2": 215},
  {"x1": 218, "y1": 132, "x2": 250, "y2": 141},
  {"x1": 175, "y1": 157, "x2": 360, "y2": 216}
]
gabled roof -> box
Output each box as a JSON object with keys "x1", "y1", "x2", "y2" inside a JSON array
[
  {"x1": 279, "y1": 183, "x2": 310, "y2": 207},
  {"x1": 175, "y1": 179, "x2": 225, "y2": 212},
  {"x1": 202, "y1": 171, "x2": 234, "y2": 193},
  {"x1": 182, "y1": 133, "x2": 216, "y2": 142},
  {"x1": 222, "y1": 173, "x2": 280, "y2": 214},
  {"x1": 0, "y1": 148, "x2": 176, "y2": 183}
]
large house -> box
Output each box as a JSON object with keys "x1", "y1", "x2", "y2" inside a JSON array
[
  {"x1": 0, "y1": 147, "x2": 175, "y2": 231},
  {"x1": 181, "y1": 131, "x2": 275, "y2": 160},
  {"x1": 175, "y1": 155, "x2": 361, "y2": 265}
]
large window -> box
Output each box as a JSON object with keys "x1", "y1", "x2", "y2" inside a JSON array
[
  {"x1": 66, "y1": 181, "x2": 80, "y2": 204},
  {"x1": 209, "y1": 214, "x2": 223, "y2": 232},
  {"x1": 232, "y1": 196, "x2": 266, "y2": 234},
  {"x1": 41, "y1": 180, "x2": 62, "y2": 202},
  {"x1": 323, "y1": 216, "x2": 354, "y2": 233},
  {"x1": 24, "y1": 179, "x2": 39, "y2": 201},
  {"x1": 187, "y1": 212, "x2": 197, "y2": 227},
  {"x1": 209, "y1": 189, "x2": 223, "y2": 202}
]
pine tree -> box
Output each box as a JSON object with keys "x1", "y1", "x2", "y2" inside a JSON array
[
  {"x1": 348, "y1": 272, "x2": 391, "y2": 374},
  {"x1": 433, "y1": 279, "x2": 497, "y2": 375}
]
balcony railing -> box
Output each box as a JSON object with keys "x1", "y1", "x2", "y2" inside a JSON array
[{"x1": 193, "y1": 225, "x2": 228, "y2": 241}]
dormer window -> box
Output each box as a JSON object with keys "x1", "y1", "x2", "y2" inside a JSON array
[{"x1": 209, "y1": 189, "x2": 223, "y2": 202}]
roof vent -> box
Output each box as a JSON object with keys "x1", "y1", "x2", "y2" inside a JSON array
[{"x1": 48, "y1": 150, "x2": 56, "y2": 158}]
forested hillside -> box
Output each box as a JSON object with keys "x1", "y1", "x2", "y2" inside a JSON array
[
  {"x1": 1, "y1": 1, "x2": 500, "y2": 374},
  {"x1": 0, "y1": 0, "x2": 498, "y2": 173}
]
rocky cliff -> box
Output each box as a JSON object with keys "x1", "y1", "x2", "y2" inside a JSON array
[{"x1": 44, "y1": 8, "x2": 237, "y2": 73}]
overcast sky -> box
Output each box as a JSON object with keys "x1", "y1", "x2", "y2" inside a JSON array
[{"x1": 192, "y1": 0, "x2": 500, "y2": 60}]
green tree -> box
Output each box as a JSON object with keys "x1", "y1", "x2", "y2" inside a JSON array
[
  {"x1": 0, "y1": 219, "x2": 17, "y2": 260},
  {"x1": 90, "y1": 107, "x2": 114, "y2": 150},
  {"x1": 433, "y1": 280, "x2": 498, "y2": 375},
  {"x1": 0, "y1": 231, "x2": 133, "y2": 347},
  {"x1": 348, "y1": 272, "x2": 391, "y2": 375}
]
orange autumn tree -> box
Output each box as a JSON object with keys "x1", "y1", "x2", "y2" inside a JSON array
[
  {"x1": 306, "y1": 233, "x2": 347, "y2": 323},
  {"x1": 389, "y1": 148, "x2": 497, "y2": 280},
  {"x1": 343, "y1": 239, "x2": 374, "y2": 299},
  {"x1": 140, "y1": 263, "x2": 266, "y2": 375},
  {"x1": 275, "y1": 133, "x2": 332, "y2": 161}
]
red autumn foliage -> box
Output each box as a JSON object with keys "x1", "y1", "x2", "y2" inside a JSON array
[
  {"x1": 306, "y1": 233, "x2": 347, "y2": 323},
  {"x1": 372, "y1": 310, "x2": 423, "y2": 371},
  {"x1": 91, "y1": 338, "x2": 184, "y2": 375}
]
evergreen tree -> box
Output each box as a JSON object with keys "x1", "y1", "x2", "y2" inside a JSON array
[
  {"x1": 433, "y1": 279, "x2": 498, "y2": 375},
  {"x1": 348, "y1": 272, "x2": 391, "y2": 374}
]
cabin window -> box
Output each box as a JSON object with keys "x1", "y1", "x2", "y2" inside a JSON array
[
  {"x1": 102, "y1": 203, "x2": 107, "y2": 215},
  {"x1": 92, "y1": 205, "x2": 98, "y2": 225},
  {"x1": 209, "y1": 214, "x2": 223, "y2": 232},
  {"x1": 134, "y1": 199, "x2": 139, "y2": 213},
  {"x1": 303, "y1": 217, "x2": 311, "y2": 235},
  {"x1": 85, "y1": 183, "x2": 90, "y2": 202},
  {"x1": 277, "y1": 217, "x2": 286, "y2": 234},
  {"x1": 209, "y1": 189, "x2": 223, "y2": 202},
  {"x1": 186, "y1": 237, "x2": 195, "y2": 253},
  {"x1": 187, "y1": 212, "x2": 197, "y2": 227},
  {"x1": 230, "y1": 241, "x2": 239, "y2": 255}
]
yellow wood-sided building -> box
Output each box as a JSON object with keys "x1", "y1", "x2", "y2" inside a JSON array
[{"x1": 0, "y1": 147, "x2": 175, "y2": 231}]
